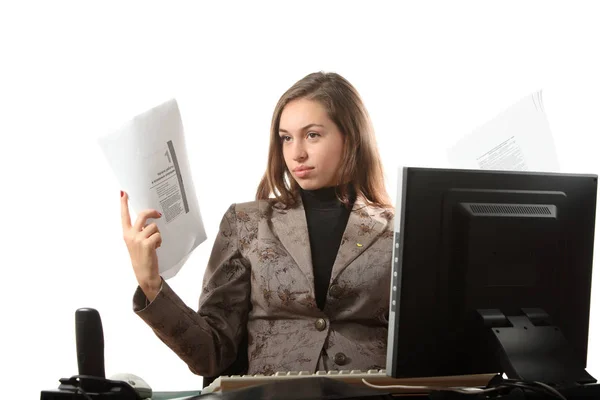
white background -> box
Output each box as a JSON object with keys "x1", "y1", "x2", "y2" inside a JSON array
[{"x1": 1, "y1": 1, "x2": 600, "y2": 398}]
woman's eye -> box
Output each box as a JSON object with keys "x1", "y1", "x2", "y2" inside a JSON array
[
  {"x1": 307, "y1": 132, "x2": 320, "y2": 139},
  {"x1": 280, "y1": 135, "x2": 291, "y2": 142}
]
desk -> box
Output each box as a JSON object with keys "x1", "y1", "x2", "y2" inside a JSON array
[
  {"x1": 42, "y1": 377, "x2": 600, "y2": 399},
  {"x1": 43, "y1": 385, "x2": 600, "y2": 399},
  {"x1": 152, "y1": 380, "x2": 600, "y2": 400}
]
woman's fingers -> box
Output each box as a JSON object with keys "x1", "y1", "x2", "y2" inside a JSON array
[
  {"x1": 121, "y1": 191, "x2": 163, "y2": 251},
  {"x1": 120, "y1": 191, "x2": 132, "y2": 232},
  {"x1": 141, "y1": 223, "x2": 159, "y2": 239},
  {"x1": 121, "y1": 192, "x2": 162, "y2": 232},
  {"x1": 146, "y1": 232, "x2": 163, "y2": 249},
  {"x1": 133, "y1": 209, "x2": 162, "y2": 232}
]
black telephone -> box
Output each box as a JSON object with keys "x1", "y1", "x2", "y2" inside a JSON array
[{"x1": 40, "y1": 308, "x2": 150, "y2": 400}]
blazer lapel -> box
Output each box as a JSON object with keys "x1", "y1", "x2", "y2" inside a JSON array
[
  {"x1": 270, "y1": 198, "x2": 315, "y2": 289},
  {"x1": 329, "y1": 198, "x2": 388, "y2": 284}
]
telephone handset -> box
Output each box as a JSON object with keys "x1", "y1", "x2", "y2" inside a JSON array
[{"x1": 41, "y1": 308, "x2": 152, "y2": 399}]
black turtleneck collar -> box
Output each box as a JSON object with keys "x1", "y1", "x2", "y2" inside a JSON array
[
  {"x1": 300, "y1": 186, "x2": 342, "y2": 210},
  {"x1": 300, "y1": 185, "x2": 356, "y2": 210}
]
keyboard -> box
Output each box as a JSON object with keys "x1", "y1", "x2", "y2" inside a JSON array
[{"x1": 202, "y1": 369, "x2": 498, "y2": 394}]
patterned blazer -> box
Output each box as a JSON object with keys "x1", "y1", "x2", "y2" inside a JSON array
[{"x1": 133, "y1": 196, "x2": 395, "y2": 377}]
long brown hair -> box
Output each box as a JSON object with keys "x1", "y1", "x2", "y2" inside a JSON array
[{"x1": 256, "y1": 71, "x2": 391, "y2": 209}]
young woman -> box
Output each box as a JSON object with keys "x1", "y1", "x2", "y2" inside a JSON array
[{"x1": 120, "y1": 72, "x2": 395, "y2": 377}]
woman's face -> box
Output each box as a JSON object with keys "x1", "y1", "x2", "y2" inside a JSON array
[{"x1": 279, "y1": 98, "x2": 345, "y2": 191}]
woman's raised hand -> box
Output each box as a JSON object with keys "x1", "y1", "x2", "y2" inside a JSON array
[{"x1": 120, "y1": 191, "x2": 163, "y2": 302}]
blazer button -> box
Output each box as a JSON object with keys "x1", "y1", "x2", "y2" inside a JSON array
[
  {"x1": 315, "y1": 318, "x2": 327, "y2": 331},
  {"x1": 334, "y1": 352, "x2": 347, "y2": 365},
  {"x1": 329, "y1": 284, "x2": 342, "y2": 298}
]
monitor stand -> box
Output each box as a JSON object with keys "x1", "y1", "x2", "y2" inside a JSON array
[{"x1": 476, "y1": 308, "x2": 596, "y2": 386}]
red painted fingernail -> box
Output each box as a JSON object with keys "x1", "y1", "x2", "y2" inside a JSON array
[
  {"x1": 158, "y1": 212, "x2": 162, "y2": 217},
  {"x1": 120, "y1": 191, "x2": 124, "y2": 197}
]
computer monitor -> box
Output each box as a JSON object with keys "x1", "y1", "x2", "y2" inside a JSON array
[{"x1": 386, "y1": 167, "x2": 598, "y2": 385}]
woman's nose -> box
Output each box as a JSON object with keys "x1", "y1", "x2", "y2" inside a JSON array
[{"x1": 292, "y1": 143, "x2": 308, "y2": 162}]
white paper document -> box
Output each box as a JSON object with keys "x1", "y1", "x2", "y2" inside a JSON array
[
  {"x1": 98, "y1": 99, "x2": 206, "y2": 279},
  {"x1": 448, "y1": 91, "x2": 560, "y2": 172}
]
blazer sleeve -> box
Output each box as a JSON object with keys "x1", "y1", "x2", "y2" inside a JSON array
[{"x1": 132, "y1": 204, "x2": 251, "y2": 376}]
